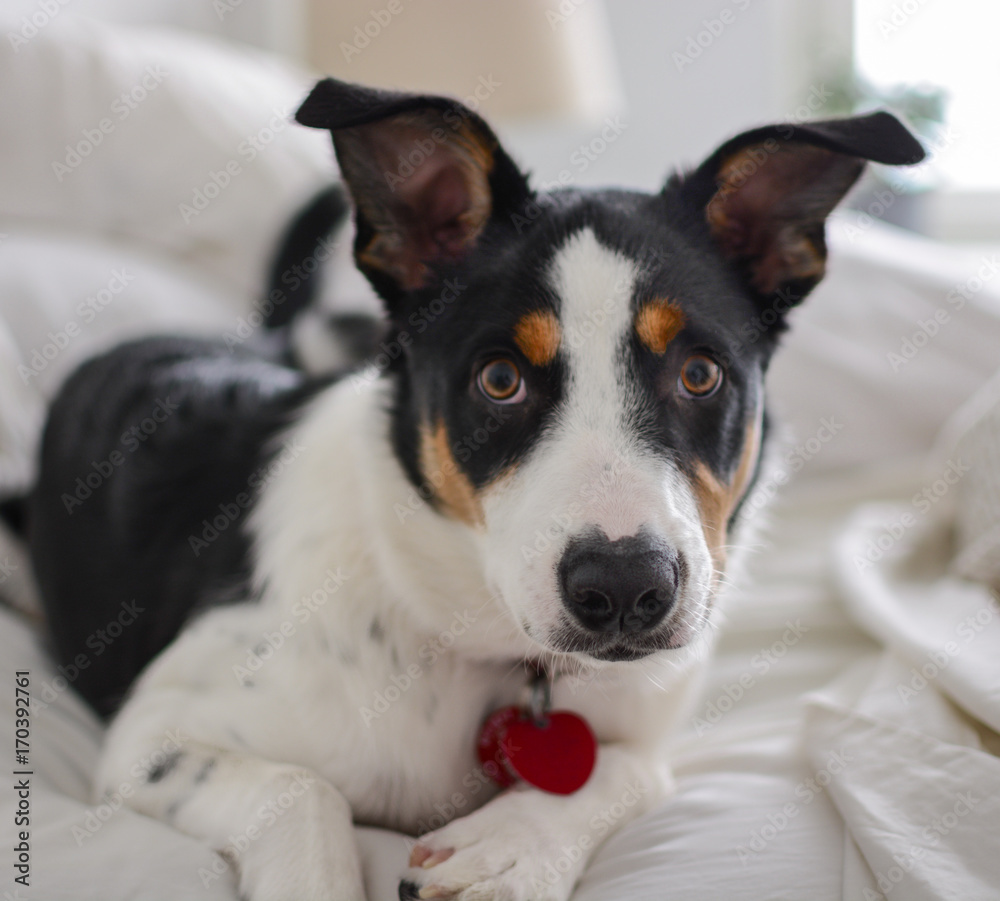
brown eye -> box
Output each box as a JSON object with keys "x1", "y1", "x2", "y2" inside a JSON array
[
  {"x1": 478, "y1": 359, "x2": 526, "y2": 403},
  {"x1": 679, "y1": 354, "x2": 722, "y2": 398}
]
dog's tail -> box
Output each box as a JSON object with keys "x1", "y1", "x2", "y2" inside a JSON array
[
  {"x1": 0, "y1": 495, "x2": 26, "y2": 537},
  {"x1": 262, "y1": 183, "x2": 386, "y2": 374},
  {"x1": 0, "y1": 494, "x2": 43, "y2": 621},
  {"x1": 264, "y1": 183, "x2": 349, "y2": 330}
]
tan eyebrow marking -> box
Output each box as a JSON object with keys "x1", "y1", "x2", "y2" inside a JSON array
[
  {"x1": 514, "y1": 310, "x2": 562, "y2": 366},
  {"x1": 635, "y1": 299, "x2": 685, "y2": 354}
]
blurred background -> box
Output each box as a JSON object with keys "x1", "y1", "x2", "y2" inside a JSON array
[{"x1": 4, "y1": 0, "x2": 997, "y2": 240}]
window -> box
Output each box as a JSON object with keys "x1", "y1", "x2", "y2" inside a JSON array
[{"x1": 854, "y1": 0, "x2": 1000, "y2": 239}]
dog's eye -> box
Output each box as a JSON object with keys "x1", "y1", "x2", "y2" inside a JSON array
[
  {"x1": 478, "y1": 359, "x2": 526, "y2": 403},
  {"x1": 679, "y1": 354, "x2": 722, "y2": 398}
]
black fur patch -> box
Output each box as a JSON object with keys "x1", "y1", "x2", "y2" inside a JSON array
[
  {"x1": 398, "y1": 880, "x2": 421, "y2": 901},
  {"x1": 28, "y1": 337, "x2": 327, "y2": 717}
]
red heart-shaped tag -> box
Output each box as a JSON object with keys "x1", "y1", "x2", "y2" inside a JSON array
[{"x1": 499, "y1": 711, "x2": 597, "y2": 795}]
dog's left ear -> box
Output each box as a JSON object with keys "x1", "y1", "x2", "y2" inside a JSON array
[
  {"x1": 296, "y1": 78, "x2": 532, "y2": 304},
  {"x1": 682, "y1": 111, "x2": 925, "y2": 303}
]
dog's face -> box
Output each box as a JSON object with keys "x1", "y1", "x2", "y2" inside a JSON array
[{"x1": 297, "y1": 81, "x2": 923, "y2": 663}]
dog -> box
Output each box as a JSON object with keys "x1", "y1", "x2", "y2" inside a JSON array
[{"x1": 27, "y1": 77, "x2": 923, "y2": 900}]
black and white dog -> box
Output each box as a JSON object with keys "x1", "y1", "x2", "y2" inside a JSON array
[{"x1": 28, "y1": 79, "x2": 923, "y2": 900}]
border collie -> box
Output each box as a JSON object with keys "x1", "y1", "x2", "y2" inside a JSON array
[{"x1": 28, "y1": 78, "x2": 923, "y2": 900}]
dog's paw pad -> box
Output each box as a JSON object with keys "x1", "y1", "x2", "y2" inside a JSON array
[{"x1": 410, "y1": 844, "x2": 454, "y2": 869}]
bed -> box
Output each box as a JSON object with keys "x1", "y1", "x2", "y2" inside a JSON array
[{"x1": 2, "y1": 17, "x2": 998, "y2": 900}]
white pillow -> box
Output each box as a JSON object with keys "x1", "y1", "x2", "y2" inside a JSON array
[
  {"x1": 0, "y1": 230, "x2": 247, "y2": 491},
  {"x1": 768, "y1": 218, "x2": 1000, "y2": 476},
  {"x1": 0, "y1": 15, "x2": 334, "y2": 299}
]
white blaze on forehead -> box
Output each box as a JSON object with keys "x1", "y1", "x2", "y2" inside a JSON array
[
  {"x1": 540, "y1": 228, "x2": 692, "y2": 542},
  {"x1": 549, "y1": 228, "x2": 638, "y2": 425},
  {"x1": 478, "y1": 228, "x2": 715, "y2": 645}
]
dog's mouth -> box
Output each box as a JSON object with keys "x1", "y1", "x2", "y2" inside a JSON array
[{"x1": 547, "y1": 614, "x2": 702, "y2": 662}]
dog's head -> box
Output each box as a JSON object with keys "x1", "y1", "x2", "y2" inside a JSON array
[{"x1": 297, "y1": 80, "x2": 923, "y2": 664}]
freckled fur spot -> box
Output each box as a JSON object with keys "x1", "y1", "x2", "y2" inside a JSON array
[
  {"x1": 147, "y1": 750, "x2": 182, "y2": 784},
  {"x1": 419, "y1": 420, "x2": 484, "y2": 527},
  {"x1": 690, "y1": 415, "x2": 762, "y2": 571},
  {"x1": 635, "y1": 300, "x2": 685, "y2": 355},
  {"x1": 514, "y1": 310, "x2": 561, "y2": 366}
]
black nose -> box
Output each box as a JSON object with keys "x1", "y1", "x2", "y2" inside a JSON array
[{"x1": 558, "y1": 530, "x2": 680, "y2": 634}]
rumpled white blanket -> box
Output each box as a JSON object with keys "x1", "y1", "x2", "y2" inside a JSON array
[{"x1": 806, "y1": 374, "x2": 1000, "y2": 900}]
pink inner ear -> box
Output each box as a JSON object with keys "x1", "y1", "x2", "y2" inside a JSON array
[
  {"x1": 345, "y1": 113, "x2": 495, "y2": 289},
  {"x1": 387, "y1": 147, "x2": 475, "y2": 263},
  {"x1": 420, "y1": 166, "x2": 474, "y2": 258},
  {"x1": 708, "y1": 144, "x2": 856, "y2": 293}
]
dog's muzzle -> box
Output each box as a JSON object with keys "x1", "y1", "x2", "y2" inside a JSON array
[{"x1": 557, "y1": 529, "x2": 680, "y2": 635}]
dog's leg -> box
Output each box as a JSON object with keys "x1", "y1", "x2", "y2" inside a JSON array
[
  {"x1": 100, "y1": 737, "x2": 366, "y2": 901},
  {"x1": 399, "y1": 744, "x2": 671, "y2": 901}
]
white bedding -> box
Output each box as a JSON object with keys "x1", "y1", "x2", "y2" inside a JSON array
[{"x1": 2, "y1": 16, "x2": 999, "y2": 901}]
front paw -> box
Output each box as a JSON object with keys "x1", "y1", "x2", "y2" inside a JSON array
[{"x1": 399, "y1": 791, "x2": 589, "y2": 901}]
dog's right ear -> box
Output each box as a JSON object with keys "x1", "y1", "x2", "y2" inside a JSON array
[
  {"x1": 680, "y1": 111, "x2": 925, "y2": 305},
  {"x1": 296, "y1": 78, "x2": 533, "y2": 305}
]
